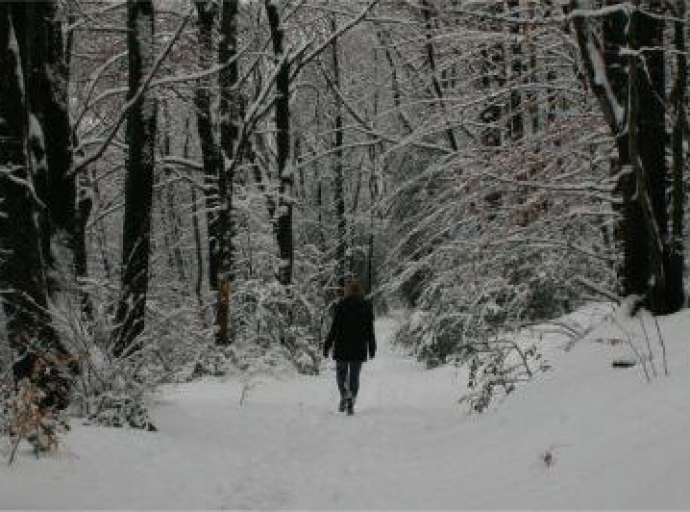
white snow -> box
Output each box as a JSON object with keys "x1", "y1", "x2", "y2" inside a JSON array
[{"x1": 2, "y1": 307, "x2": 690, "y2": 509}]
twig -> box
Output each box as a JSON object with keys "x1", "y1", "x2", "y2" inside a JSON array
[
  {"x1": 652, "y1": 315, "x2": 669, "y2": 377},
  {"x1": 612, "y1": 317, "x2": 650, "y2": 383},
  {"x1": 74, "y1": 6, "x2": 194, "y2": 174},
  {"x1": 638, "y1": 315, "x2": 658, "y2": 378},
  {"x1": 239, "y1": 375, "x2": 262, "y2": 406},
  {"x1": 8, "y1": 436, "x2": 21, "y2": 466}
]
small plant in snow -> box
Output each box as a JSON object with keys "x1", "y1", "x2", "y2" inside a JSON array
[
  {"x1": 541, "y1": 450, "x2": 554, "y2": 468},
  {"x1": 191, "y1": 344, "x2": 241, "y2": 379},
  {"x1": 462, "y1": 338, "x2": 545, "y2": 413},
  {"x1": 7, "y1": 379, "x2": 68, "y2": 464},
  {"x1": 239, "y1": 371, "x2": 262, "y2": 406},
  {"x1": 85, "y1": 392, "x2": 156, "y2": 431}
]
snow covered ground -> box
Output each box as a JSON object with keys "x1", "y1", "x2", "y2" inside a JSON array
[{"x1": 2, "y1": 305, "x2": 690, "y2": 509}]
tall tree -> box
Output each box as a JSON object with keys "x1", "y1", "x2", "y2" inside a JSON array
[
  {"x1": 215, "y1": 0, "x2": 240, "y2": 344},
  {"x1": 265, "y1": 0, "x2": 294, "y2": 287},
  {"x1": 670, "y1": 0, "x2": 686, "y2": 310},
  {"x1": 0, "y1": 3, "x2": 72, "y2": 393},
  {"x1": 574, "y1": 0, "x2": 683, "y2": 313},
  {"x1": 629, "y1": 0, "x2": 682, "y2": 313},
  {"x1": 598, "y1": 0, "x2": 640, "y2": 295},
  {"x1": 478, "y1": 1, "x2": 505, "y2": 149},
  {"x1": 330, "y1": 16, "x2": 347, "y2": 290},
  {"x1": 112, "y1": 0, "x2": 158, "y2": 357},
  {"x1": 64, "y1": 2, "x2": 93, "y2": 301},
  {"x1": 572, "y1": 0, "x2": 647, "y2": 306},
  {"x1": 506, "y1": 0, "x2": 523, "y2": 142},
  {"x1": 8, "y1": 1, "x2": 81, "y2": 302},
  {"x1": 194, "y1": 0, "x2": 222, "y2": 292}
]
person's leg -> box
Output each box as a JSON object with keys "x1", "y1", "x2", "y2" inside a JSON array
[
  {"x1": 336, "y1": 361, "x2": 349, "y2": 410},
  {"x1": 348, "y1": 361, "x2": 363, "y2": 402}
]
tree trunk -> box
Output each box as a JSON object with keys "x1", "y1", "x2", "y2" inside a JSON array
[
  {"x1": 112, "y1": 0, "x2": 158, "y2": 357},
  {"x1": 375, "y1": 28, "x2": 413, "y2": 134},
  {"x1": 66, "y1": 5, "x2": 94, "y2": 317},
  {"x1": 194, "y1": 0, "x2": 222, "y2": 292},
  {"x1": 265, "y1": 0, "x2": 294, "y2": 287},
  {"x1": 670, "y1": 0, "x2": 686, "y2": 310},
  {"x1": 0, "y1": 4, "x2": 72, "y2": 404},
  {"x1": 630, "y1": 1, "x2": 681, "y2": 313},
  {"x1": 572, "y1": 0, "x2": 650, "y2": 302},
  {"x1": 507, "y1": 0, "x2": 523, "y2": 141},
  {"x1": 160, "y1": 105, "x2": 186, "y2": 287},
  {"x1": 331, "y1": 16, "x2": 347, "y2": 291},
  {"x1": 214, "y1": 0, "x2": 240, "y2": 345},
  {"x1": 602, "y1": 2, "x2": 650, "y2": 300},
  {"x1": 13, "y1": 2, "x2": 77, "y2": 286},
  {"x1": 526, "y1": 3, "x2": 539, "y2": 134},
  {"x1": 478, "y1": 2, "x2": 504, "y2": 149}
]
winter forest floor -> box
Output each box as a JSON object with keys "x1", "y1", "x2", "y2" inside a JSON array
[{"x1": 2, "y1": 308, "x2": 690, "y2": 509}]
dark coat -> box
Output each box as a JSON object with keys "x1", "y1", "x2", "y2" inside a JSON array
[{"x1": 324, "y1": 296, "x2": 376, "y2": 362}]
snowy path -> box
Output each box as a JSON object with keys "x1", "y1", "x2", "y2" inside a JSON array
[
  {"x1": 2, "y1": 311, "x2": 690, "y2": 509},
  {"x1": 0, "y1": 316, "x2": 468, "y2": 509}
]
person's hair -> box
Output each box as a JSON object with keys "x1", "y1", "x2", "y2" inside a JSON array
[{"x1": 344, "y1": 278, "x2": 362, "y2": 298}]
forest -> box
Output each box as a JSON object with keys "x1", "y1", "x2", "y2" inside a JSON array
[{"x1": 1, "y1": 0, "x2": 689, "y2": 508}]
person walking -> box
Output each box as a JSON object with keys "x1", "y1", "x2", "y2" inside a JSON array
[{"x1": 323, "y1": 278, "x2": 376, "y2": 415}]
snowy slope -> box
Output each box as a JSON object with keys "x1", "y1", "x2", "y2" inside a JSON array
[{"x1": 1, "y1": 307, "x2": 689, "y2": 509}]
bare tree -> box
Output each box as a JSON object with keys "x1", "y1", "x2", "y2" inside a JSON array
[
  {"x1": 112, "y1": 0, "x2": 158, "y2": 357},
  {"x1": 194, "y1": 0, "x2": 222, "y2": 292},
  {"x1": 266, "y1": 0, "x2": 294, "y2": 287},
  {"x1": 215, "y1": 0, "x2": 240, "y2": 344}
]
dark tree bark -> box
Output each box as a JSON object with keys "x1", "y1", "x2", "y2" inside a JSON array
[
  {"x1": 0, "y1": 4, "x2": 72, "y2": 402},
  {"x1": 265, "y1": 0, "x2": 294, "y2": 287},
  {"x1": 629, "y1": 1, "x2": 682, "y2": 313},
  {"x1": 112, "y1": 0, "x2": 158, "y2": 357},
  {"x1": 576, "y1": 0, "x2": 682, "y2": 313},
  {"x1": 74, "y1": 179, "x2": 93, "y2": 315},
  {"x1": 160, "y1": 105, "x2": 186, "y2": 287},
  {"x1": 478, "y1": 2, "x2": 505, "y2": 149},
  {"x1": 600, "y1": 1, "x2": 650, "y2": 300},
  {"x1": 525, "y1": 4, "x2": 539, "y2": 134},
  {"x1": 670, "y1": 0, "x2": 686, "y2": 310},
  {"x1": 476, "y1": 2, "x2": 506, "y2": 218},
  {"x1": 374, "y1": 28, "x2": 413, "y2": 134},
  {"x1": 507, "y1": 0, "x2": 523, "y2": 141},
  {"x1": 8, "y1": 1, "x2": 90, "y2": 323},
  {"x1": 194, "y1": 0, "x2": 222, "y2": 292},
  {"x1": 192, "y1": 184, "x2": 205, "y2": 314},
  {"x1": 65, "y1": 6, "x2": 94, "y2": 317},
  {"x1": 248, "y1": 137, "x2": 278, "y2": 222},
  {"x1": 544, "y1": 1, "x2": 558, "y2": 127},
  {"x1": 572, "y1": 0, "x2": 649, "y2": 303},
  {"x1": 331, "y1": 16, "x2": 347, "y2": 290},
  {"x1": 93, "y1": 175, "x2": 113, "y2": 281},
  {"x1": 12, "y1": 2, "x2": 77, "y2": 278},
  {"x1": 214, "y1": 0, "x2": 240, "y2": 345}
]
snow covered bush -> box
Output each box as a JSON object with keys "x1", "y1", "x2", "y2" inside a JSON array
[
  {"x1": 70, "y1": 347, "x2": 157, "y2": 431},
  {"x1": 229, "y1": 279, "x2": 321, "y2": 375},
  {"x1": 463, "y1": 338, "x2": 546, "y2": 413},
  {"x1": 191, "y1": 343, "x2": 242, "y2": 378},
  {"x1": 379, "y1": 8, "x2": 618, "y2": 409},
  {"x1": 53, "y1": 283, "x2": 202, "y2": 430}
]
